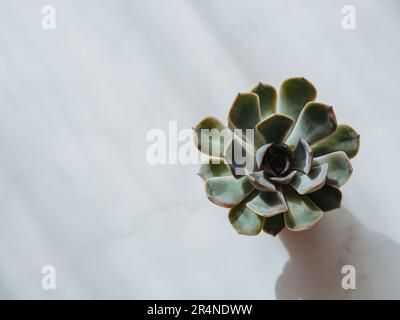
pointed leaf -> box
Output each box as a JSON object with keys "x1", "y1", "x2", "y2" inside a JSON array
[
  {"x1": 255, "y1": 143, "x2": 272, "y2": 170},
  {"x1": 194, "y1": 117, "x2": 232, "y2": 157},
  {"x1": 248, "y1": 171, "x2": 277, "y2": 192},
  {"x1": 198, "y1": 158, "x2": 231, "y2": 182},
  {"x1": 228, "y1": 93, "x2": 261, "y2": 130},
  {"x1": 246, "y1": 189, "x2": 287, "y2": 217},
  {"x1": 251, "y1": 82, "x2": 277, "y2": 118},
  {"x1": 291, "y1": 138, "x2": 313, "y2": 174},
  {"x1": 228, "y1": 93, "x2": 264, "y2": 148},
  {"x1": 270, "y1": 170, "x2": 297, "y2": 184},
  {"x1": 279, "y1": 77, "x2": 317, "y2": 121},
  {"x1": 312, "y1": 124, "x2": 360, "y2": 159},
  {"x1": 312, "y1": 151, "x2": 353, "y2": 187},
  {"x1": 256, "y1": 114, "x2": 294, "y2": 144},
  {"x1": 286, "y1": 102, "x2": 337, "y2": 147},
  {"x1": 291, "y1": 163, "x2": 328, "y2": 195},
  {"x1": 224, "y1": 137, "x2": 255, "y2": 177},
  {"x1": 282, "y1": 185, "x2": 323, "y2": 231},
  {"x1": 306, "y1": 184, "x2": 342, "y2": 211},
  {"x1": 205, "y1": 176, "x2": 254, "y2": 208},
  {"x1": 263, "y1": 213, "x2": 285, "y2": 236},
  {"x1": 229, "y1": 197, "x2": 264, "y2": 235}
]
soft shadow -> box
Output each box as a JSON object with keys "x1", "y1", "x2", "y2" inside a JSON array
[{"x1": 275, "y1": 208, "x2": 400, "y2": 299}]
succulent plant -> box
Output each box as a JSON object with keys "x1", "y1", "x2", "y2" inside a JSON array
[{"x1": 194, "y1": 77, "x2": 360, "y2": 236}]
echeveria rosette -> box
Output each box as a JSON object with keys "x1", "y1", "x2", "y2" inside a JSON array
[{"x1": 194, "y1": 77, "x2": 360, "y2": 236}]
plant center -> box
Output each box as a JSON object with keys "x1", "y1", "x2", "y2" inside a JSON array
[{"x1": 262, "y1": 143, "x2": 293, "y2": 176}]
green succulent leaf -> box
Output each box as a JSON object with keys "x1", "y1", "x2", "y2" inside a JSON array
[
  {"x1": 248, "y1": 171, "x2": 277, "y2": 192},
  {"x1": 291, "y1": 138, "x2": 313, "y2": 174},
  {"x1": 198, "y1": 158, "x2": 231, "y2": 182},
  {"x1": 251, "y1": 82, "x2": 277, "y2": 118},
  {"x1": 311, "y1": 124, "x2": 360, "y2": 159},
  {"x1": 286, "y1": 102, "x2": 337, "y2": 147},
  {"x1": 205, "y1": 176, "x2": 254, "y2": 208},
  {"x1": 282, "y1": 185, "x2": 323, "y2": 231},
  {"x1": 256, "y1": 114, "x2": 295, "y2": 144},
  {"x1": 194, "y1": 117, "x2": 232, "y2": 158},
  {"x1": 228, "y1": 93, "x2": 265, "y2": 148},
  {"x1": 224, "y1": 136, "x2": 255, "y2": 177},
  {"x1": 306, "y1": 184, "x2": 342, "y2": 212},
  {"x1": 312, "y1": 151, "x2": 352, "y2": 187},
  {"x1": 291, "y1": 163, "x2": 328, "y2": 195},
  {"x1": 228, "y1": 93, "x2": 261, "y2": 130},
  {"x1": 263, "y1": 213, "x2": 285, "y2": 236},
  {"x1": 229, "y1": 196, "x2": 264, "y2": 235},
  {"x1": 255, "y1": 143, "x2": 272, "y2": 169},
  {"x1": 270, "y1": 170, "x2": 297, "y2": 184},
  {"x1": 246, "y1": 189, "x2": 288, "y2": 217},
  {"x1": 279, "y1": 77, "x2": 317, "y2": 121}
]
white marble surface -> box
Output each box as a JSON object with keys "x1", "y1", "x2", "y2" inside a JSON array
[{"x1": 0, "y1": 0, "x2": 400, "y2": 299}]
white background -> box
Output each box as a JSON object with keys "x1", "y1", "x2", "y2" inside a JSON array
[{"x1": 0, "y1": 0, "x2": 399, "y2": 299}]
